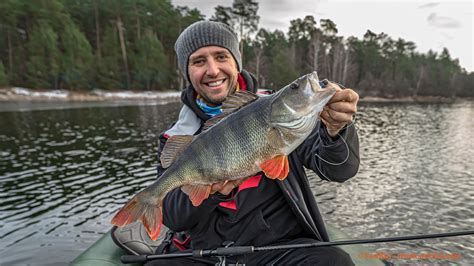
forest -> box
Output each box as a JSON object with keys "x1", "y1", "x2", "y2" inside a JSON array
[{"x1": 0, "y1": 0, "x2": 472, "y2": 98}]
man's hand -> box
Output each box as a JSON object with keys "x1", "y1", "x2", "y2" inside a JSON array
[
  {"x1": 320, "y1": 82, "x2": 359, "y2": 137},
  {"x1": 210, "y1": 178, "x2": 246, "y2": 195}
]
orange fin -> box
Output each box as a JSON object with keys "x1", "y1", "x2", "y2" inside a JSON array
[
  {"x1": 111, "y1": 193, "x2": 163, "y2": 241},
  {"x1": 181, "y1": 184, "x2": 212, "y2": 206},
  {"x1": 141, "y1": 206, "x2": 163, "y2": 241},
  {"x1": 260, "y1": 155, "x2": 289, "y2": 180}
]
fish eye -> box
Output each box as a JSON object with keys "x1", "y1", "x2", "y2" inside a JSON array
[{"x1": 290, "y1": 82, "x2": 299, "y2": 89}]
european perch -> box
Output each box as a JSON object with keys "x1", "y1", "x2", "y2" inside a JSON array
[{"x1": 111, "y1": 71, "x2": 336, "y2": 240}]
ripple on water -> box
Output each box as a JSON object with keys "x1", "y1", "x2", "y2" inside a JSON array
[
  {"x1": 313, "y1": 102, "x2": 474, "y2": 265},
  {"x1": 1, "y1": 101, "x2": 473, "y2": 264}
]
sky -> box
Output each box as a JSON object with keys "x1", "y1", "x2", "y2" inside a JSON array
[{"x1": 171, "y1": 0, "x2": 473, "y2": 72}]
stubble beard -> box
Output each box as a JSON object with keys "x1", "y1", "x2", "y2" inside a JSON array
[{"x1": 206, "y1": 76, "x2": 237, "y2": 106}]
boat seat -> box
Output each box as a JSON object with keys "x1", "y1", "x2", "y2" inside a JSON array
[{"x1": 111, "y1": 222, "x2": 162, "y2": 255}]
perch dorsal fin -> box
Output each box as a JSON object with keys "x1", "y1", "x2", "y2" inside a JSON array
[
  {"x1": 202, "y1": 91, "x2": 259, "y2": 131},
  {"x1": 160, "y1": 135, "x2": 194, "y2": 168}
]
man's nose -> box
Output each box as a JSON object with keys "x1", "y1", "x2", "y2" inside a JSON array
[{"x1": 206, "y1": 59, "x2": 219, "y2": 76}]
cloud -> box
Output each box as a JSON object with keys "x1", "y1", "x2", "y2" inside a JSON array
[
  {"x1": 441, "y1": 32, "x2": 454, "y2": 41},
  {"x1": 260, "y1": 17, "x2": 289, "y2": 31},
  {"x1": 427, "y1": 13, "x2": 461, "y2": 28},
  {"x1": 418, "y1": 2, "x2": 439, "y2": 9}
]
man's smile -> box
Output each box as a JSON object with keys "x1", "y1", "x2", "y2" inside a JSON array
[{"x1": 204, "y1": 79, "x2": 226, "y2": 88}]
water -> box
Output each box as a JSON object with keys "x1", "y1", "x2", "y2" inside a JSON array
[{"x1": 0, "y1": 101, "x2": 473, "y2": 265}]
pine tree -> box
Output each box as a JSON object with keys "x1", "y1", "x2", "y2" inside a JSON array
[
  {"x1": 26, "y1": 22, "x2": 60, "y2": 89},
  {"x1": 132, "y1": 29, "x2": 169, "y2": 90},
  {"x1": 0, "y1": 61, "x2": 8, "y2": 86},
  {"x1": 60, "y1": 22, "x2": 94, "y2": 90},
  {"x1": 96, "y1": 25, "x2": 122, "y2": 89}
]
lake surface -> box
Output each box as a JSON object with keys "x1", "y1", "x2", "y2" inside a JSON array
[{"x1": 0, "y1": 100, "x2": 473, "y2": 265}]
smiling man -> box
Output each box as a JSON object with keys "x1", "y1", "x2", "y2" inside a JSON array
[
  {"x1": 187, "y1": 46, "x2": 238, "y2": 106},
  {"x1": 114, "y1": 20, "x2": 360, "y2": 265}
]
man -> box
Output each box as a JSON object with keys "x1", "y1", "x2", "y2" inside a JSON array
[{"x1": 115, "y1": 20, "x2": 359, "y2": 265}]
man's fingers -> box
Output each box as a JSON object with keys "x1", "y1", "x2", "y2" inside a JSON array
[
  {"x1": 210, "y1": 182, "x2": 224, "y2": 194},
  {"x1": 321, "y1": 107, "x2": 354, "y2": 124},
  {"x1": 321, "y1": 83, "x2": 358, "y2": 136},
  {"x1": 328, "y1": 88, "x2": 358, "y2": 104},
  {"x1": 327, "y1": 101, "x2": 357, "y2": 114},
  {"x1": 321, "y1": 117, "x2": 345, "y2": 130},
  {"x1": 232, "y1": 179, "x2": 246, "y2": 187},
  {"x1": 325, "y1": 81, "x2": 342, "y2": 90},
  {"x1": 321, "y1": 117, "x2": 346, "y2": 137},
  {"x1": 219, "y1": 183, "x2": 235, "y2": 195},
  {"x1": 210, "y1": 178, "x2": 247, "y2": 195}
]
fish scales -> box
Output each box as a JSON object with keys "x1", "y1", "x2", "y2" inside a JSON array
[{"x1": 180, "y1": 95, "x2": 275, "y2": 181}]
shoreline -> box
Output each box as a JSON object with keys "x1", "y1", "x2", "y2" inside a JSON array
[
  {"x1": 0, "y1": 87, "x2": 470, "y2": 103},
  {"x1": 0, "y1": 87, "x2": 182, "y2": 102},
  {"x1": 359, "y1": 95, "x2": 470, "y2": 103}
]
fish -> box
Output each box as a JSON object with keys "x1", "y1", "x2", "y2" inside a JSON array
[{"x1": 111, "y1": 71, "x2": 336, "y2": 240}]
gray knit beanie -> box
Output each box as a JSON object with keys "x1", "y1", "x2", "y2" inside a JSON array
[{"x1": 175, "y1": 20, "x2": 242, "y2": 83}]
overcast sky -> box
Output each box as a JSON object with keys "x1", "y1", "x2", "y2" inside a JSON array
[{"x1": 171, "y1": 0, "x2": 473, "y2": 72}]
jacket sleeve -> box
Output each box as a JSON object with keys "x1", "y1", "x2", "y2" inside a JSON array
[
  {"x1": 162, "y1": 188, "x2": 228, "y2": 232},
  {"x1": 156, "y1": 134, "x2": 229, "y2": 231},
  {"x1": 295, "y1": 121, "x2": 360, "y2": 182}
]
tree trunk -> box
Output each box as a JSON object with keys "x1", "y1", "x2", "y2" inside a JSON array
[
  {"x1": 392, "y1": 61, "x2": 396, "y2": 80},
  {"x1": 325, "y1": 48, "x2": 332, "y2": 81},
  {"x1": 94, "y1": 0, "x2": 101, "y2": 61},
  {"x1": 135, "y1": 4, "x2": 141, "y2": 40},
  {"x1": 311, "y1": 34, "x2": 320, "y2": 71},
  {"x1": 290, "y1": 42, "x2": 296, "y2": 70},
  {"x1": 415, "y1": 65, "x2": 425, "y2": 96},
  {"x1": 239, "y1": 17, "x2": 244, "y2": 63},
  {"x1": 117, "y1": 16, "x2": 131, "y2": 89},
  {"x1": 176, "y1": 21, "x2": 182, "y2": 89},
  {"x1": 255, "y1": 47, "x2": 262, "y2": 84},
  {"x1": 342, "y1": 48, "x2": 349, "y2": 84},
  {"x1": 7, "y1": 28, "x2": 13, "y2": 72},
  {"x1": 332, "y1": 44, "x2": 340, "y2": 81},
  {"x1": 450, "y1": 72, "x2": 457, "y2": 97}
]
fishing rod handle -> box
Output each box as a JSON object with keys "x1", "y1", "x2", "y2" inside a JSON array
[
  {"x1": 121, "y1": 255, "x2": 148, "y2": 264},
  {"x1": 215, "y1": 246, "x2": 254, "y2": 256}
]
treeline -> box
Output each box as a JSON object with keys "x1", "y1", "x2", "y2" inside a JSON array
[
  {"x1": 243, "y1": 19, "x2": 474, "y2": 98},
  {"x1": 0, "y1": 0, "x2": 202, "y2": 91},
  {"x1": 0, "y1": 0, "x2": 472, "y2": 97}
]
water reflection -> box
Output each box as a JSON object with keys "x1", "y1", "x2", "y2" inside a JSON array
[{"x1": 0, "y1": 101, "x2": 473, "y2": 265}]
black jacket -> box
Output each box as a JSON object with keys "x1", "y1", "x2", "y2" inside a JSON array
[{"x1": 157, "y1": 70, "x2": 360, "y2": 247}]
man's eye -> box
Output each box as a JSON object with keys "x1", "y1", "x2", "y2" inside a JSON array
[
  {"x1": 217, "y1": 54, "x2": 228, "y2": 61},
  {"x1": 192, "y1": 59, "x2": 205, "y2": 65}
]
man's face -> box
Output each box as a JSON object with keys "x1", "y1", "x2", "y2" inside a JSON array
[{"x1": 188, "y1": 46, "x2": 239, "y2": 106}]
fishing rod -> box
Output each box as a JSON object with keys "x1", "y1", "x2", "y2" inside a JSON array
[{"x1": 120, "y1": 229, "x2": 474, "y2": 264}]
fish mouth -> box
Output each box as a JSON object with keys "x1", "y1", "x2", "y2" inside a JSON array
[{"x1": 307, "y1": 71, "x2": 322, "y2": 93}]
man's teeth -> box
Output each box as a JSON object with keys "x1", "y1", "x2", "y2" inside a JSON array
[{"x1": 207, "y1": 80, "x2": 224, "y2": 87}]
